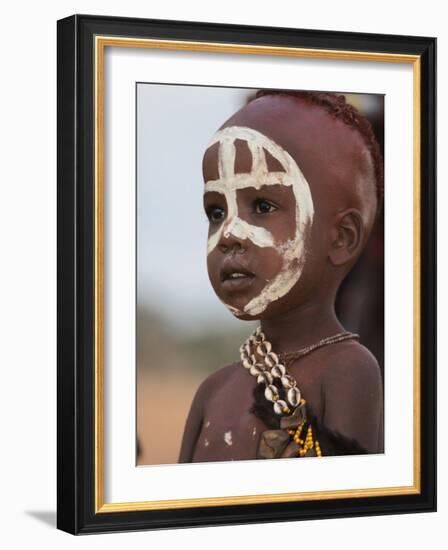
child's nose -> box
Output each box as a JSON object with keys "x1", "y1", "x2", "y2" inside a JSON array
[
  {"x1": 222, "y1": 215, "x2": 238, "y2": 238},
  {"x1": 218, "y1": 216, "x2": 247, "y2": 253}
]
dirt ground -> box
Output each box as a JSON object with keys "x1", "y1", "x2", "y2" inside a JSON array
[{"x1": 137, "y1": 369, "x2": 204, "y2": 465}]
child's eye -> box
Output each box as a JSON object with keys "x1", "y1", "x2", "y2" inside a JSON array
[
  {"x1": 254, "y1": 199, "x2": 277, "y2": 214},
  {"x1": 206, "y1": 206, "x2": 226, "y2": 224}
]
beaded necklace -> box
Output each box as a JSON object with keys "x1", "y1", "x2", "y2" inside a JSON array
[{"x1": 240, "y1": 326, "x2": 359, "y2": 459}]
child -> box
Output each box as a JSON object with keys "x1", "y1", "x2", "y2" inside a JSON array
[{"x1": 178, "y1": 90, "x2": 384, "y2": 463}]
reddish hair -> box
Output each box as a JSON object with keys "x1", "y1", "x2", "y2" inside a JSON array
[{"x1": 252, "y1": 90, "x2": 384, "y2": 211}]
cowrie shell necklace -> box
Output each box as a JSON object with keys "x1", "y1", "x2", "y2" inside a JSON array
[{"x1": 240, "y1": 326, "x2": 359, "y2": 417}]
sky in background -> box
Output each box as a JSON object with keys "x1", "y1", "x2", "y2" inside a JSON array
[{"x1": 137, "y1": 84, "x2": 255, "y2": 336}]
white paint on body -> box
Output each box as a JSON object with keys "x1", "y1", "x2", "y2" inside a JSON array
[
  {"x1": 204, "y1": 126, "x2": 314, "y2": 316},
  {"x1": 203, "y1": 438, "x2": 209, "y2": 447},
  {"x1": 204, "y1": 420, "x2": 210, "y2": 428},
  {"x1": 252, "y1": 427, "x2": 257, "y2": 437},
  {"x1": 224, "y1": 431, "x2": 233, "y2": 446}
]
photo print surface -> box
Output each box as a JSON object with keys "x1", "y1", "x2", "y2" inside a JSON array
[{"x1": 136, "y1": 83, "x2": 384, "y2": 466}]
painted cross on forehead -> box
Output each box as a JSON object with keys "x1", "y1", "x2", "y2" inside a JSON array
[{"x1": 204, "y1": 126, "x2": 315, "y2": 317}]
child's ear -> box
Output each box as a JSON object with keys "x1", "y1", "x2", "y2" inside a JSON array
[{"x1": 329, "y1": 209, "x2": 365, "y2": 267}]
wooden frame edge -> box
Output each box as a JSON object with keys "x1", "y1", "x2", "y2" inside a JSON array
[{"x1": 93, "y1": 36, "x2": 423, "y2": 513}]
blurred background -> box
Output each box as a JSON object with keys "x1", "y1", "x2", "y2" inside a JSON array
[{"x1": 136, "y1": 84, "x2": 384, "y2": 466}]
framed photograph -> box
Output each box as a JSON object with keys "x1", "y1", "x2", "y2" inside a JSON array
[{"x1": 57, "y1": 14, "x2": 436, "y2": 534}]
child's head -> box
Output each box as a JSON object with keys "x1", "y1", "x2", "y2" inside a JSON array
[{"x1": 202, "y1": 90, "x2": 383, "y2": 321}]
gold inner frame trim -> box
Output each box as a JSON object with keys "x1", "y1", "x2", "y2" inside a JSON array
[{"x1": 94, "y1": 35, "x2": 421, "y2": 513}]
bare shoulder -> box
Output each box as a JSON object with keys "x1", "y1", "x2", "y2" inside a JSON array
[
  {"x1": 319, "y1": 340, "x2": 383, "y2": 453},
  {"x1": 192, "y1": 361, "x2": 241, "y2": 408},
  {"x1": 321, "y1": 340, "x2": 382, "y2": 390}
]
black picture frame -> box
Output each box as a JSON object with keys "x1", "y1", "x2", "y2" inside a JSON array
[{"x1": 57, "y1": 14, "x2": 436, "y2": 535}]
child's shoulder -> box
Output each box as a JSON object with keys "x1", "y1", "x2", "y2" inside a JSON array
[
  {"x1": 315, "y1": 340, "x2": 383, "y2": 453},
  {"x1": 319, "y1": 339, "x2": 381, "y2": 389},
  {"x1": 187, "y1": 362, "x2": 241, "y2": 413},
  {"x1": 195, "y1": 361, "x2": 241, "y2": 402}
]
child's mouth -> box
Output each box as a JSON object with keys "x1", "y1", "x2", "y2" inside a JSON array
[{"x1": 220, "y1": 263, "x2": 255, "y2": 292}]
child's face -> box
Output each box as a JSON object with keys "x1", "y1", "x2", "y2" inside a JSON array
[
  {"x1": 202, "y1": 94, "x2": 377, "y2": 320},
  {"x1": 203, "y1": 125, "x2": 314, "y2": 319}
]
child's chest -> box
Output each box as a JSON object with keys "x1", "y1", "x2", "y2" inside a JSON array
[
  {"x1": 191, "y1": 362, "x2": 325, "y2": 463},
  {"x1": 191, "y1": 380, "x2": 266, "y2": 462}
]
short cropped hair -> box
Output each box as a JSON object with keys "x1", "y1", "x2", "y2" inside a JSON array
[{"x1": 251, "y1": 90, "x2": 384, "y2": 212}]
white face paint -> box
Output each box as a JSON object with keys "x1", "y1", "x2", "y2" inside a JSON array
[{"x1": 205, "y1": 126, "x2": 314, "y2": 317}]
